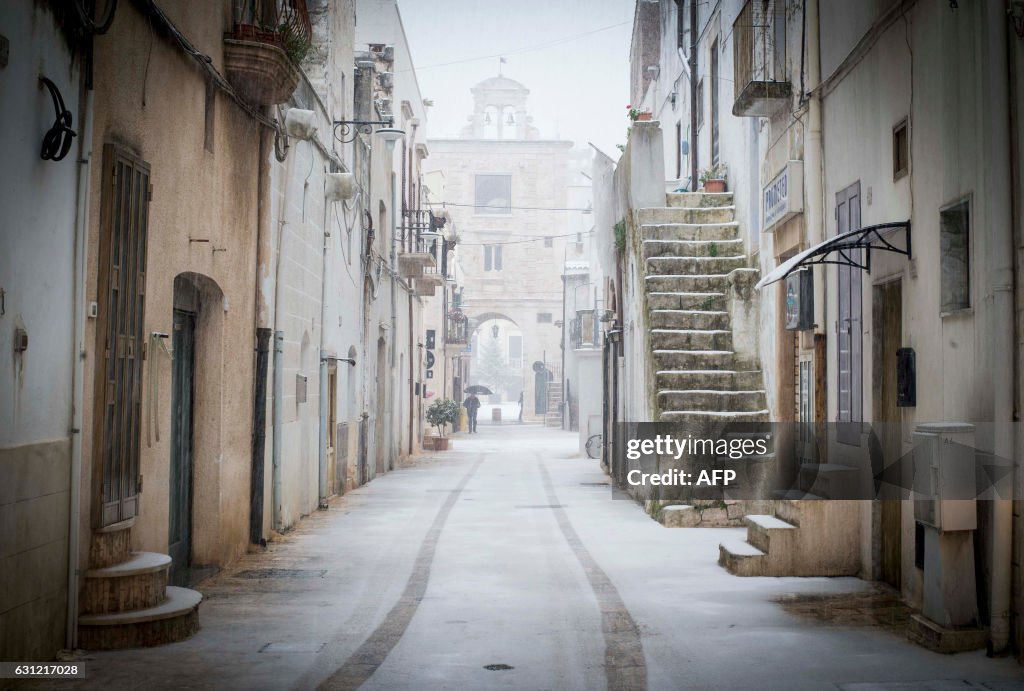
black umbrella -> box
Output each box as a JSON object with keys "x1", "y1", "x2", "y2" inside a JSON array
[{"x1": 465, "y1": 385, "x2": 494, "y2": 395}]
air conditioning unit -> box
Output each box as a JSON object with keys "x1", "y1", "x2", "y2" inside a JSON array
[{"x1": 912, "y1": 422, "x2": 976, "y2": 531}]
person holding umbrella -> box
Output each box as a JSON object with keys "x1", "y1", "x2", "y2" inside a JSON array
[{"x1": 463, "y1": 392, "x2": 481, "y2": 433}]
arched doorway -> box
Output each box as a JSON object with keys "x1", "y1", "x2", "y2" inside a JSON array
[{"x1": 467, "y1": 313, "x2": 523, "y2": 422}]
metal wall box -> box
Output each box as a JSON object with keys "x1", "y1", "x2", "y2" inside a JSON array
[
  {"x1": 296, "y1": 374, "x2": 307, "y2": 403},
  {"x1": 784, "y1": 269, "x2": 813, "y2": 331},
  {"x1": 912, "y1": 423, "x2": 976, "y2": 531}
]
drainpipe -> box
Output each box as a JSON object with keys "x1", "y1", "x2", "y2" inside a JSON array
[
  {"x1": 688, "y1": 0, "x2": 699, "y2": 191},
  {"x1": 988, "y1": 0, "x2": 1015, "y2": 655},
  {"x1": 271, "y1": 141, "x2": 297, "y2": 531},
  {"x1": 805, "y1": 0, "x2": 826, "y2": 333},
  {"x1": 66, "y1": 84, "x2": 94, "y2": 651},
  {"x1": 318, "y1": 168, "x2": 330, "y2": 509}
]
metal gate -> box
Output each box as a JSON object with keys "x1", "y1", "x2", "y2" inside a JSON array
[{"x1": 93, "y1": 144, "x2": 151, "y2": 527}]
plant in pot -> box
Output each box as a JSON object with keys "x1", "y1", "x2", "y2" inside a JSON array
[
  {"x1": 425, "y1": 398, "x2": 459, "y2": 450},
  {"x1": 626, "y1": 105, "x2": 653, "y2": 122},
  {"x1": 699, "y1": 164, "x2": 728, "y2": 193}
]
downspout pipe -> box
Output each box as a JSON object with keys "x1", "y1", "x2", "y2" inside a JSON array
[
  {"x1": 318, "y1": 168, "x2": 331, "y2": 509},
  {"x1": 688, "y1": 0, "x2": 699, "y2": 191},
  {"x1": 988, "y1": 0, "x2": 1016, "y2": 655},
  {"x1": 66, "y1": 84, "x2": 94, "y2": 651},
  {"x1": 805, "y1": 0, "x2": 826, "y2": 333}
]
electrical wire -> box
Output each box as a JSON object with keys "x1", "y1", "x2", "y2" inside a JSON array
[
  {"x1": 395, "y1": 21, "x2": 630, "y2": 74},
  {"x1": 458, "y1": 230, "x2": 593, "y2": 246},
  {"x1": 429, "y1": 201, "x2": 592, "y2": 212}
]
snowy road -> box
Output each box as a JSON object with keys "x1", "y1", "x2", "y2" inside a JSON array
[{"x1": 34, "y1": 425, "x2": 1024, "y2": 690}]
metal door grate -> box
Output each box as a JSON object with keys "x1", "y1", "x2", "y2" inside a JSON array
[{"x1": 95, "y1": 144, "x2": 151, "y2": 527}]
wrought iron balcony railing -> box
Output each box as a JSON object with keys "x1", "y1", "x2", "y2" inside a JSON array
[{"x1": 732, "y1": 0, "x2": 791, "y2": 117}]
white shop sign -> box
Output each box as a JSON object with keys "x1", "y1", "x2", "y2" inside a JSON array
[{"x1": 763, "y1": 160, "x2": 804, "y2": 231}]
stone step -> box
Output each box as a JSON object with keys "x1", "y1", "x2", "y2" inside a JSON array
[
  {"x1": 655, "y1": 369, "x2": 764, "y2": 391},
  {"x1": 643, "y1": 237, "x2": 745, "y2": 258},
  {"x1": 650, "y1": 329, "x2": 732, "y2": 351},
  {"x1": 646, "y1": 255, "x2": 747, "y2": 276},
  {"x1": 81, "y1": 552, "x2": 172, "y2": 615},
  {"x1": 657, "y1": 389, "x2": 767, "y2": 413},
  {"x1": 641, "y1": 222, "x2": 739, "y2": 241},
  {"x1": 647, "y1": 291, "x2": 727, "y2": 311},
  {"x1": 88, "y1": 520, "x2": 134, "y2": 569},
  {"x1": 78, "y1": 586, "x2": 202, "y2": 650},
  {"x1": 667, "y1": 192, "x2": 735, "y2": 208},
  {"x1": 645, "y1": 274, "x2": 730, "y2": 293},
  {"x1": 744, "y1": 514, "x2": 798, "y2": 554},
  {"x1": 718, "y1": 538, "x2": 766, "y2": 576},
  {"x1": 649, "y1": 309, "x2": 731, "y2": 330},
  {"x1": 638, "y1": 207, "x2": 736, "y2": 225},
  {"x1": 659, "y1": 409, "x2": 770, "y2": 423},
  {"x1": 653, "y1": 349, "x2": 737, "y2": 371}
]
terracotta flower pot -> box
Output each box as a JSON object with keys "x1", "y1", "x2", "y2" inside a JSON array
[
  {"x1": 703, "y1": 179, "x2": 726, "y2": 193},
  {"x1": 434, "y1": 437, "x2": 450, "y2": 451},
  {"x1": 636, "y1": 112, "x2": 653, "y2": 121}
]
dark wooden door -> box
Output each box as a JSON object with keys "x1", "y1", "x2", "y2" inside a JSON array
[
  {"x1": 836, "y1": 181, "x2": 862, "y2": 445},
  {"x1": 169, "y1": 308, "x2": 196, "y2": 587},
  {"x1": 93, "y1": 144, "x2": 151, "y2": 528},
  {"x1": 710, "y1": 38, "x2": 720, "y2": 166}
]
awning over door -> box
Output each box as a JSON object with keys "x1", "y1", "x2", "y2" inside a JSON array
[{"x1": 755, "y1": 221, "x2": 911, "y2": 290}]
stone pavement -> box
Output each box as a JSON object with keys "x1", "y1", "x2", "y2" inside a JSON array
[{"x1": 18, "y1": 425, "x2": 1024, "y2": 690}]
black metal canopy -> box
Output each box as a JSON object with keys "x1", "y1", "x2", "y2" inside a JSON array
[{"x1": 756, "y1": 221, "x2": 911, "y2": 289}]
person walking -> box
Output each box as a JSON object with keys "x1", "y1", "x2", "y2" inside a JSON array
[
  {"x1": 518, "y1": 391, "x2": 524, "y2": 423},
  {"x1": 463, "y1": 393, "x2": 481, "y2": 433}
]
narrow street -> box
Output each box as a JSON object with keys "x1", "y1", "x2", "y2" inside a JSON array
[{"x1": 37, "y1": 424, "x2": 1023, "y2": 691}]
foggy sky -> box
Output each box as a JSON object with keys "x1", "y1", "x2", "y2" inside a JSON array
[{"x1": 398, "y1": 0, "x2": 633, "y2": 157}]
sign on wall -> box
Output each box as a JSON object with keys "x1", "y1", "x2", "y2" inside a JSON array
[{"x1": 763, "y1": 160, "x2": 804, "y2": 232}]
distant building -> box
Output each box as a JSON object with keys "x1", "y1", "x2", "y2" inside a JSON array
[{"x1": 426, "y1": 75, "x2": 574, "y2": 422}]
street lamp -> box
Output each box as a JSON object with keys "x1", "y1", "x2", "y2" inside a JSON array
[
  {"x1": 332, "y1": 119, "x2": 405, "y2": 154},
  {"x1": 374, "y1": 127, "x2": 405, "y2": 154}
]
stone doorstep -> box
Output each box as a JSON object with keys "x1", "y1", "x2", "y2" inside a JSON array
[
  {"x1": 84, "y1": 552, "x2": 172, "y2": 578},
  {"x1": 907, "y1": 613, "x2": 988, "y2": 654},
  {"x1": 78, "y1": 586, "x2": 202, "y2": 627},
  {"x1": 718, "y1": 538, "x2": 767, "y2": 577},
  {"x1": 744, "y1": 514, "x2": 798, "y2": 554}
]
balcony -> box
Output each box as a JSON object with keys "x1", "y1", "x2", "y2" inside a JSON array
[
  {"x1": 732, "y1": 0, "x2": 791, "y2": 117},
  {"x1": 398, "y1": 209, "x2": 439, "y2": 280},
  {"x1": 569, "y1": 309, "x2": 599, "y2": 350},
  {"x1": 446, "y1": 313, "x2": 468, "y2": 345},
  {"x1": 224, "y1": 0, "x2": 312, "y2": 106}
]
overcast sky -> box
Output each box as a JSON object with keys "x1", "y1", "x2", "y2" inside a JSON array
[{"x1": 398, "y1": 0, "x2": 634, "y2": 157}]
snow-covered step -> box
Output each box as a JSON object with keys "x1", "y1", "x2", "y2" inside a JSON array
[
  {"x1": 638, "y1": 206, "x2": 736, "y2": 225},
  {"x1": 650, "y1": 309, "x2": 731, "y2": 330},
  {"x1": 645, "y1": 273, "x2": 732, "y2": 293},
  {"x1": 655, "y1": 369, "x2": 764, "y2": 391},
  {"x1": 78, "y1": 586, "x2": 202, "y2": 650},
  {"x1": 659, "y1": 409, "x2": 770, "y2": 423},
  {"x1": 667, "y1": 191, "x2": 734, "y2": 208},
  {"x1": 718, "y1": 538, "x2": 766, "y2": 576},
  {"x1": 647, "y1": 291, "x2": 726, "y2": 311},
  {"x1": 650, "y1": 328, "x2": 732, "y2": 351},
  {"x1": 643, "y1": 237, "x2": 745, "y2": 258},
  {"x1": 653, "y1": 349, "x2": 736, "y2": 371},
  {"x1": 657, "y1": 389, "x2": 767, "y2": 413},
  {"x1": 646, "y1": 255, "x2": 747, "y2": 276},
  {"x1": 744, "y1": 514, "x2": 798, "y2": 554},
  {"x1": 640, "y1": 221, "x2": 739, "y2": 241},
  {"x1": 82, "y1": 552, "x2": 172, "y2": 615}
]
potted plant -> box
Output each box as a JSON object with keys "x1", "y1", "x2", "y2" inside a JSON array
[
  {"x1": 699, "y1": 164, "x2": 728, "y2": 193},
  {"x1": 223, "y1": 0, "x2": 312, "y2": 106},
  {"x1": 626, "y1": 105, "x2": 653, "y2": 122},
  {"x1": 425, "y1": 398, "x2": 459, "y2": 450}
]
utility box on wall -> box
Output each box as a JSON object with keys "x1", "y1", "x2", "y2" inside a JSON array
[
  {"x1": 912, "y1": 423, "x2": 976, "y2": 531},
  {"x1": 784, "y1": 269, "x2": 813, "y2": 331}
]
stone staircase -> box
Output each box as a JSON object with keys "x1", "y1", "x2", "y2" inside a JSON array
[
  {"x1": 640, "y1": 192, "x2": 768, "y2": 424},
  {"x1": 78, "y1": 521, "x2": 202, "y2": 649},
  {"x1": 544, "y1": 380, "x2": 564, "y2": 428}
]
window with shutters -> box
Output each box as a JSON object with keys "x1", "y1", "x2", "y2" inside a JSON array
[
  {"x1": 93, "y1": 144, "x2": 152, "y2": 527},
  {"x1": 484, "y1": 244, "x2": 503, "y2": 271}
]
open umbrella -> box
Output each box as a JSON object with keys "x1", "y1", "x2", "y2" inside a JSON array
[{"x1": 464, "y1": 385, "x2": 494, "y2": 395}]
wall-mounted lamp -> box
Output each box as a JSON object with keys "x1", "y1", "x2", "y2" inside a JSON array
[
  {"x1": 332, "y1": 118, "x2": 404, "y2": 151},
  {"x1": 323, "y1": 354, "x2": 357, "y2": 366}
]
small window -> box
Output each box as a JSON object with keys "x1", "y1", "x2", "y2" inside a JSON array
[
  {"x1": 893, "y1": 119, "x2": 909, "y2": 180},
  {"x1": 544, "y1": 236, "x2": 553, "y2": 248},
  {"x1": 484, "y1": 244, "x2": 503, "y2": 271},
  {"x1": 940, "y1": 199, "x2": 970, "y2": 313},
  {"x1": 696, "y1": 79, "x2": 704, "y2": 129},
  {"x1": 474, "y1": 174, "x2": 511, "y2": 214},
  {"x1": 537, "y1": 313, "x2": 552, "y2": 323}
]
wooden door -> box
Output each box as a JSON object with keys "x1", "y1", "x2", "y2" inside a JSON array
[
  {"x1": 874, "y1": 280, "x2": 903, "y2": 589},
  {"x1": 92, "y1": 144, "x2": 151, "y2": 528},
  {"x1": 168, "y1": 308, "x2": 196, "y2": 587}
]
